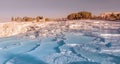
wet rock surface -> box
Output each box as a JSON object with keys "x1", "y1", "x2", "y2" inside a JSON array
[{"x1": 0, "y1": 20, "x2": 120, "y2": 64}]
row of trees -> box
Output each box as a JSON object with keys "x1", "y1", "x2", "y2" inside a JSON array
[
  {"x1": 103, "y1": 13, "x2": 120, "y2": 21},
  {"x1": 11, "y1": 16, "x2": 44, "y2": 22},
  {"x1": 67, "y1": 11, "x2": 92, "y2": 20},
  {"x1": 67, "y1": 11, "x2": 120, "y2": 21},
  {"x1": 11, "y1": 11, "x2": 120, "y2": 22}
]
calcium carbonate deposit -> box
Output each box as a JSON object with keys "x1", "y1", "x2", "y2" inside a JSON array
[{"x1": 0, "y1": 20, "x2": 120, "y2": 64}]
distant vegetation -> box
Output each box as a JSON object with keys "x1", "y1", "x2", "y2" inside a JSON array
[
  {"x1": 11, "y1": 16, "x2": 45, "y2": 22},
  {"x1": 101, "y1": 13, "x2": 120, "y2": 21},
  {"x1": 11, "y1": 11, "x2": 120, "y2": 22},
  {"x1": 67, "y1": 11, "x2": 92, "y2": 20},
  {"x1": 11, "y1": 16, "x2": 66, "y2": 22},
  {"x1": 67, "y1": 11, "x2": 120, "y2": 21}
]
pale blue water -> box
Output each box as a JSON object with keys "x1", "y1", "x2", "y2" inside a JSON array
[{"x1": 0, "y1": 31, "x2": 120, "y2": 64}]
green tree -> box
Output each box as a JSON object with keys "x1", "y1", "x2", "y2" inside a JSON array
[
  {"x1": 45, "y1": 18, "x2": 50, "y2": 21},
  {"x1": 109, "y1": 13, "x2": 117, "y2": 21},
  {"x1": 15, "y1": 17, "x2": 23, "y2": 21},
  {"x1": 11, "y1": 17, "x2": 14, "y2": 21},
  {"x1": 36, "y1": 16, "x2": 43, "y2": 22},
  {"x1": 116, "y1": 13, "x2": 120, "y2": 20},
  {"x1": 23, "y1": 16, "x2": 34, "y2": 21},
  {"x1": 78, "y1": 11, "x2": 92, "y2": 19},
  {"x1": 67, "y1": 13, "x2": 82, "y2": 20}
]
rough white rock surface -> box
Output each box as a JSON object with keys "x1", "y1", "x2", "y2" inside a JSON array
[{"x1": 0, "y1": 22, "x2": 33, "y2": 37}]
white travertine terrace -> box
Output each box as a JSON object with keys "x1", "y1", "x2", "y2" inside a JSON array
[
  {"x1": 0, "y1": 20, "x2": 120, "y2": 37},
  {"x1": 0, "y1": 22, "x2": 33, "y2": 37}
]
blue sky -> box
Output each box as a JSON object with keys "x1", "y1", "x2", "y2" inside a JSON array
[{"x1": 0, "y1": 0, "x2": 120, "y2": 18}]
